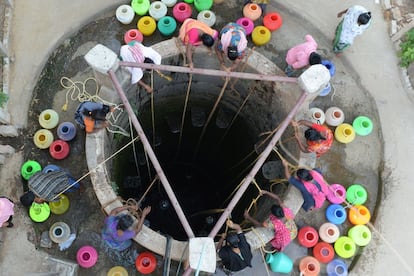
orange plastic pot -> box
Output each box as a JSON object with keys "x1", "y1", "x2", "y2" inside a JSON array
[
  {"x1": 243, "y1": 3, "x2": 261, "y2": 21},
  {"x1": 299, "y1": 256, "x2": 320, "y2": 276},
  {"x1": 348, "y1": 205, "x2": 371, "y2": 225}
]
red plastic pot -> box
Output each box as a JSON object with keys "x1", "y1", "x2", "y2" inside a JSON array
[
  {"x1": 313, "y1": 242, "x2": 335, "y2": 264},
  {"x1": 263, "y1": 12, "x2": 283, "y2": 31},
  {"x1": 298, "y1": 226, "x2": 319, "y2": 248},
  {"x1": 136, "y1": 251, "x2": 156, "y2": 274},
  {"x1": 49, "y1": 140, "x2": 70, "y2": 160}
]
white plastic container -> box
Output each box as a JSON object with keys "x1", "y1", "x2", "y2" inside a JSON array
[
  {"x1": 308, "y1": 107, "x2": 325, "y2": 125},
  {"x1": 149, "y1": 1, "x2": 168, "y2": 21},
  {"x1": 197, "y1": 10, "x2": 216, "y2": 27},
  {"x1": 116, "y1": 5, "x2": 135, "y2": 25},
  {"x1": 325, "y1": 106, "x2": 345, "y2": 127},
  {"x1": 161, "y1": 0, "x2": 177, "y2": 7}
]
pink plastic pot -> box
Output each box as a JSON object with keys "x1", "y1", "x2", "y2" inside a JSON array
[
  {"x1": 236, "y1": 17, "x2": 254, "y2": 36},
  {"x1": 77, "y1": 245, "x2": 98, "y2": 268},
  {"x1": 124, "y1": 29, "x2": 144, "y2": 44},
  {"x1": 49, "y1": 140, "x2": 70, "y2": 160},
  {"x1": 172, "y1": 2, "x2": 192, "y2": 23}
]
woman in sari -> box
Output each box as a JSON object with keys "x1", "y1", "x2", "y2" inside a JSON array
[{"x1": 333, "y1": 5, "x2": 372, "y2": 54}]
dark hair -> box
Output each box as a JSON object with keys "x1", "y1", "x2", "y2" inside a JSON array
[
  {"x1": 270, "y1": 204, "x2": 285, "y2": 218},
  {"x1": 304, "y1": 128, "x2": 326, "y2": 141},
  {"x1": 357, "y1": 12, "x2": 371, "y2": 25},
  {"x1": 227, "y1": 46, "x2": 239, "y2": 61},
  {"x1": 226, "y1": 233, "x2": 240, "y2": 248},
  {"x1": 20, "y1": 191, "x2": 35, "y2": 207},
  {"x1": 144, "y1": 57, "x2": 154, "y2": 64},
  {"x1": 309, "y1": 52, "x2": 322, "y2": 65},
  {"x1": 117, "y1": 214, "x2": 134, "y2": 231},
  {"x1": 201, "y1": 34, "x2": 214, "y2": 47},
  {"x1": 296, "y1": 169, "x2": 313, "y2": 181}
]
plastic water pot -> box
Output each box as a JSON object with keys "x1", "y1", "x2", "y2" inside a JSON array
[
  {"x1": 334, "y1": 236, "x2": 356, "y2": 259},
  {"x1": 39, "y1": 109, "x2": 59, "y2": 129},
  {"x1": 318, "y1": 222, "x2": 340, "y2": 243},
  {"x1": 135, "y1": 252, "x2": 156, "y2": 274},
  {"x1": 77, "y1": 245, "x2": 98, "y2": 268},
  {"x1": 327, "y1": 258, "x2": 348, "y2": 276},
  {"x1": 299, "y1": 256, "x2": 320, "y2": 276},
  {"x1": 116, "y1": 5, "x2": 135, "y2": 24},
  {"x1": 252, "y1": 26, "x2": 271, "y2": 46},
  {"x1": 49, "y1": 140, "x2": 70, "y2": 160},
  {"x1": 172, "y1": 2, "x2": 192, "y2": 23},
  {"x1": 326, "y1": 204, "x2": 346, "y2": 225},
  {"x1": 131, "y1": 0, "x2": 150, "y2": 16},
  {"x1": 243, "y1": 3, "x2": 262, "y2": 21},
  {"x1": 334, "y1": 123, "x2": 356, "y2": 144},
  {"x1": 149, "y1": 1, "x2": 167, "y2": 21},
  {"x1": 319, "y1": 82, "x2": 332, "y2": 96},
  {"x1": 29, "y1": 202, "x2": 51, "y2": 223},
  {"x1": 21, "y1": 160, "x2": 42, "y2": 180},
  {"x1": 265, "y1": 252, "x2": 293, "y2": 273},
  {"x1": 161, "y1": 0, "x2": 177, "y2": 7},
  {"x1": 194, "y1": 0, "x2": 213, "y2": 12},
  {"x1": 346, "y1": 184, "x2": 367, "y2": 205},
  {"x1": 322, "y1": 60, "x2": 336, "y2": 77},
  {"x1": 107, "y1": 266, "x2": 129, "y2": 276},
  {"x1": 313, "y1": 242, "x2": 335, "y2": 263},
  {"x1": 33, "y1": 129, "x2": 54, "y2": 149},
  {"x1": 124, "y1": 29, "x2": 143, "y2": 44},
  {"x1": 348, "y1": 224, "x2": 372, "y2": 246},
  {"x1": 263, "y1": 12, "x2": 283, "y2": 31},
  {"x1": 197, "y1": 10, "x2": 216, "y2": 27},
  {"x1": 308, "y1": 107, "x2": 325, "y2": 124},
  {"x1": 352, "y1": 115, "x2": 373, "y2": 136},
  {"x1": 184, "y1": 0, "x2": 194, "y2": 3},
  {"x1": 157, "y1": 16, "x2": 177, "y2": 36},
  {"x1": 236, "y1": 17, "x2": 254, "y2": 36},
  {"x1": 57, "y1": 122, "x2": 77, "y2": 141},
  {"x1": 325, "y1": 107, "x2": 345, "y2": 127},
  {"x1": 348, "y1": 205, "x2": 371, "y2": 225},
  {"x1": 298, "y1": 226, "x2": 319, "y2": 248},
  {"x1": 49, "y1": 194, "x2": 70, "y2": 215},
  {"x1": 137, "y1": 16, "x2": 157, "y2": 36},
  {"x1": 42, "y1": 164, "x2": 61, "y2": 173},
  {"x1": 49, "y1": 221, "x2": 71, "y2": 243},
  {"x1": 327, "y1": 183, "x2": 346, "y2": 204}
]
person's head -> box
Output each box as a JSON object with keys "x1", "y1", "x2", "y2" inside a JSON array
[
  {"x1": 309, "y1": 52, "x2": 322, "y2": 65},
  {"x1": 304, "y1": 128, "x2": 326, "y2": 141},
  {"x1": 201, "y1": 33, "x2": 214, "y2": 47},
  {"x1": 227, "y1": 46, "x2": 239, "y2": 61},
  {"x1": 116, "y1": 214, "x2": 134, "y2": 231},
  {"x1": 270, "y1": 204, "x2": 285, "y2": 218},
  {"x1": 357, "y1": 12, "x2": 371, "y2": 25},
  {"x1": 20, "y1": 191, "x2": 35, "y2": 207},
  {"x1": 296, "y1": 168, "x2": 313, "y2": 181},
  {"x1": 226, "y1": 233, "x2": 240, "y2": 248}
]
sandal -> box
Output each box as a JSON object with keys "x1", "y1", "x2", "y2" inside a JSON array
[{"x1": 6, "y1": 222, "x2": 13, "y2": 228}]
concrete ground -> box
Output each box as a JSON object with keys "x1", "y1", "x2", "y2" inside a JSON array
[{"x1": 1, "y1": 0, "x2": 414, "y2": 275}]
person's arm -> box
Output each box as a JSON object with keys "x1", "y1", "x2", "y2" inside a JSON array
[
  {"x1": 337, "y1": 9, "x2": 348, "y2": 18},
  {"x1": 243, "y1": 209, "x2": 262, "y2": 227},
  {"x1": 186, "y1": 44, "x2": 194, "y2": 68},
  {"x1": 229, "y1": 57, "x2": 241, "y2": 72},
  {"x1": 215, "y1": 43, "x2": 227, "y2": 70},
  {"x1": 134, "y1": 206, "x2": 151, "y2": 234},
  {"x1": 282, "y1": 159, "x2": 291, "y2": 179},
  {"x1": 138, "y1": 80, "x2": 153, "y2": 93},
  {"x1": 227, "y1": 219, "x2": 242, "y2": 234},
  {"x1": 297, "y1": 119, "x2": 314, "y2": 128},
  {"x1": 261, "y1": 190, "x2": 285, "y2": 207},
  {"x1": 109, "y1": 205, "x2": 132, "y2": 216},
  {"x1": 216, "y1": 233, "x2": 226, "y2": 251}
]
